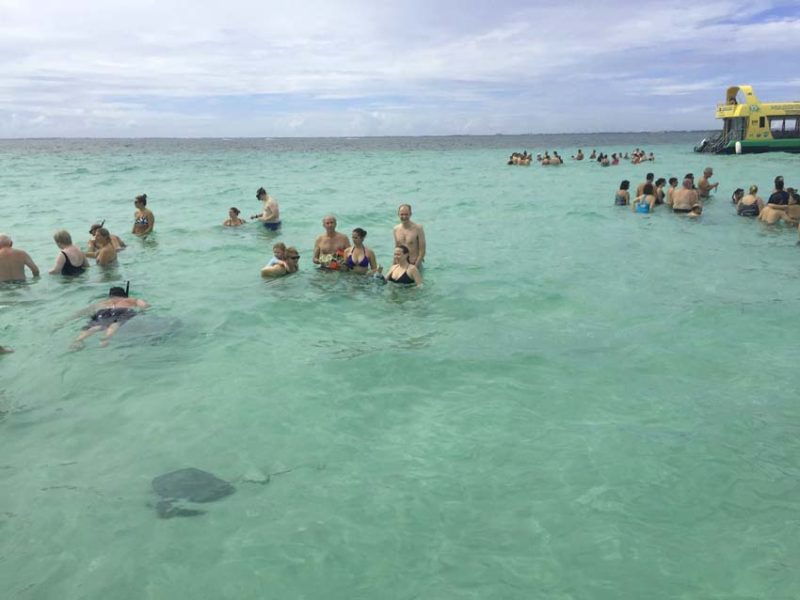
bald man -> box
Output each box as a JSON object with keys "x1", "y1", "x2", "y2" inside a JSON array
[
  {"x1": 672, "y1": 179, "x2": 700, "y2": 214},
  {"x1": 312, "y1": 215, "x2": 350, "y2": 267},
  {"x1": 0, "y1": 234, "x2": 39, "y2": 282},
  {"x1": 698, "y1": 167, "x2": 719, "y2": 199}
]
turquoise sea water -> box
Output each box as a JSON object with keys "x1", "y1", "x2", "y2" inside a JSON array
[{"x1": 1, "y1": 133, "x2": 799, "y2": 599}]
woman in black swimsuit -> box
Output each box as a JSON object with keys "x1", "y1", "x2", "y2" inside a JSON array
[
  {"x1": 385, "y1": 245, "x2": 422, "y2": 286},
  {"x1": 48, "y1": 229, "x2": 88, "y2": 276}
]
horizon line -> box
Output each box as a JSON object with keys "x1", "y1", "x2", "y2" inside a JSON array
[{"x1": 0, "y1": 130, "x2": 715, "y2": 141}]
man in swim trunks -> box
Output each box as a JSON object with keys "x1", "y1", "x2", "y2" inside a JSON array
[
  {"x1": 312, "y1": 215, "x2": 350, "y2": 268},
  {"x1": 393, "y1": 204, "x2": 426, "y2": 266},
  {"x1": 251, "y1": 187, "x2": 281, "y2": 230},
  {"x1": 0, "y1": 234, "x2": 39, "y2": 282},
  {"x1": 698, "y1": 167, "x2": 718, "y2": 199},
  {"x1": 672, "y1": 179, "x2": 700, "y2": 213},
  {"x1": 72, "y1": 285, "x2": 149, "y2": 349}
]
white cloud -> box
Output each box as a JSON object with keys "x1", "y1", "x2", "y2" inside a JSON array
[{"x1": 0, "y1": 0, "x2": 798, "y2": 136}]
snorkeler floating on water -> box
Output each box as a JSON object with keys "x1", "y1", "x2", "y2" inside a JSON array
[{"x1": 72, "y1": 282, "x2": 149, "y2": 350}]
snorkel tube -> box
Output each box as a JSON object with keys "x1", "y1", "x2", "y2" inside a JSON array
[{"x1": 108, "y1": 280, "x2": 131, "y2": 298}]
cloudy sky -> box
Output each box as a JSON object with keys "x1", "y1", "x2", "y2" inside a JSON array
[{"x1": 1, "y1": 0, "x2": 798, "y2": 137}]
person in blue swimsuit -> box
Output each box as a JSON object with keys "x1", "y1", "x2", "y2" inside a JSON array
[
  {"x1": 632, "y1": 183, "x2": 656, "y2": 214},
  {"x1": 385, "y1": 245, "x2": 422, "y2": 286},
  {"x1": 344, "y1": 228, "x2": 379, "y2": 274}
]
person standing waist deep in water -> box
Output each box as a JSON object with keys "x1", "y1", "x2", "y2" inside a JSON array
[
  {"x1": 385, "y1": 245, "x2": 422, "y2": 286},
  {"x1": 251, "y1": 187, "x2": 281, "y2": 230},
  {"x1": 132, "y1": 194, "x2": 155, "y2": 237},
  {"x1": 0, "y1": 234, "x2": 39, "y2": 282},
  {"x1": 393, "y1": 204, "x2": 426, "y2": 267},
  {"x1": 49, "y1": 230, "x2": 88, "y2": 276}
]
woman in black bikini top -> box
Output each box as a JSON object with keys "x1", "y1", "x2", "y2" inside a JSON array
[{"x1": 385, "y1": 245, "x2": 422, "y2": 286}]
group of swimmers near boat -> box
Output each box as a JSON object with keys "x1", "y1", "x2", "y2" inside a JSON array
[
  {"x1": 614, "y1": 169, "x2": 800, "y2": 229},
  {"x1": 0, "y1": 190, "x2": 426, "y2": 352},
  {"x1": 509, "y1": 148, "x2": 655, "y2": 166}
]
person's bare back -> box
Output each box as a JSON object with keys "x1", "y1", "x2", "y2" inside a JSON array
[
  {"x1": 672, "y1": 180, "x2": 699, "y2": 211},
  {"x1": 0, "y1": 235, "x2": 39, "y2": 282}
]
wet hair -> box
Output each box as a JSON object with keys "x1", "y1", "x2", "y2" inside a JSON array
[
  {"x1": 668, "y1": 177, "x2": 678, "y2": 185},
  {"x1": 95, "y1": 227, "x2": 110, "y2": 240},
  {"x1": 285, "y1": 246, "x2": 299, "y2": 259},
  {"x1": 109, "y1": 281, "x2": 130, "y2": 297},
  {"x1": 646, "y1": 173, "x2": 654, "y2": 181},
  {"x1": 396, "y1": 244, "x2": 410, "y2": 255},
  {"x1": 691, "y1": 204, "x2": 703, "y2": 213},
  {"x1": 749, "y1": 184, "x2": 758, "y2": 194},
  {"x1": 775, "y1": 178, "x2": 785, "y2": 191},
  {"x1": 643, "y1": 183, "x2": 655, "y2": 195},
  {"x1": 135, "y1": 194, "x2": 147, "y2": 205},
  {"x1": 620, "y1": 180, "x2": 630, "y2": 190},
  {"x1": 256, "y1": 187, "x2": 267, "y2": 198},
  {"x1": 398, "y1": 204, "x2": 412, "y2": 213},
  {"x1": 655, "y1": 178, "x2": 666, "y2": 186},
  {"x1": 352, "y1": 227, "x2": 367, "y2": 239},
  {"x1": 230, "y1": 207, "x2": 240, "y2": 215},
  {"x1": 89, "y1": 220, "x2": 106, "y2": 234},
  {"x1": 684, "y1": 173, "x2": 694, "y2": 180},
  {"x1": 53, "y1": 229, "x2": 72, "y2": 246},
  {"x1": 272, "y1": 242, "x2": 286, "y2": 253}
]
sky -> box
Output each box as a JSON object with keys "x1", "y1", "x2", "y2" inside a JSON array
[{"x1": 1, "y1": 0, "x2": 799, "y2": 137}]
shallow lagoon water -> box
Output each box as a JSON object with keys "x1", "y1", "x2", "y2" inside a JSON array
[{"x1": 1, "y1": 134, "x2": 799, "y2": 599}]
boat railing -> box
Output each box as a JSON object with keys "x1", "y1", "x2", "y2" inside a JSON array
[{"x1": 695, "y1": 131, "x2": 728, "y2": 153}]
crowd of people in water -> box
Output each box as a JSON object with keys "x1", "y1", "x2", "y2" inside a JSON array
[
  {"x1": 2, "y1": 151, "x2": 796, "y2": 354},
  {"x1": 508, "y1": 148, "x2": 656, "y2": 166},
  {"x1": 613, "y1": 168, "x2": 799, "y2": 226},
  {"x1": 0, "y1": 190, "x2": 426, "y2": 351}
]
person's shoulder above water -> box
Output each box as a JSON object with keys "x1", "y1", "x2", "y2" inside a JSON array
[
  {"x1": 223, "y1": 207, "x2": 246, "y2": 227},
  {"x1": 0, "y1": 234, "x2": 40, "y2": 282},
  {"x1": 262, "y1": 246, "x2": 300, "y2": 278}
]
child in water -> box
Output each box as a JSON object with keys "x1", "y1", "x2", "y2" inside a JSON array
[{"x1": 268, "y1": 242, "x2": 286, "y2": 266}]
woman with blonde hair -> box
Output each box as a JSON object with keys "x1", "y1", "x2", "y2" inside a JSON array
[
  {"x1": 737, "y1": 185, "x2": 764, "y2": 217},
  {"x1": 49, "y1": 230, "x2": 88, "y2": 275},
  {"x1": 86, "y1": 228, "x2": 118, "y2": 266},
  {"x1": 261, "y1": 246, "x2": 300, "y2": 278}
]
